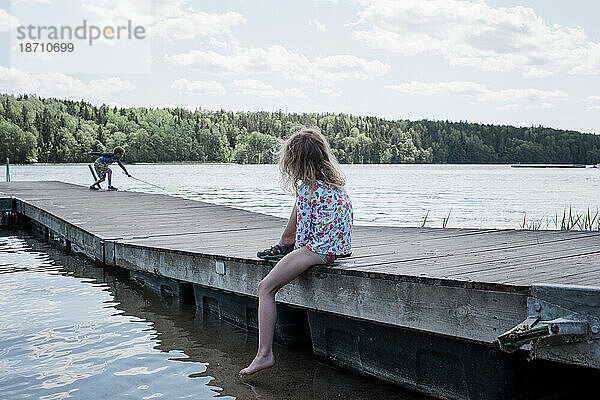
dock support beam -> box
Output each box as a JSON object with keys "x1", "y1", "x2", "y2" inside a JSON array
[
  {"x1": 193, "y1": 284, "x2": 311, "y2": 348},
  {"x1": 308, "y1": 310, "x2": 582, "y2": 400}
]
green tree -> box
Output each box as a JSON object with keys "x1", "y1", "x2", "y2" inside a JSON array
[
  {"x1": 0, "y1": 117, "x2": 37, "y2": 162},
  {"x1": 232, "y1": 131, "x2": 278, "y2": 164}
]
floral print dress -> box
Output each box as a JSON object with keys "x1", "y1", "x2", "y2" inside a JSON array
[{"x1": 295, "y1": 180, "x2": 353, "y2": 256}]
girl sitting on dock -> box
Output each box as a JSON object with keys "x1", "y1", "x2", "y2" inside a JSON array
[{"x1": 240, "y1": 128, "x2": 353, "y2": 376}]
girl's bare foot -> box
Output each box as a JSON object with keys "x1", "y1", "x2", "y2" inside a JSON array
[{"x1": 239, "y1": 353, "x2": 275, "y2": 376}]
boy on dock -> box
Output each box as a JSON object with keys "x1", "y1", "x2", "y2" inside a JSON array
[{"x1": 89, "y1": 146, "x2": 131, "y2": 191}]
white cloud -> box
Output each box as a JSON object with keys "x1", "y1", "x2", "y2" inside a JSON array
[
  {"x1": 209, "y1": 38, "x2": 228, "y2": 48},
  {"x1": 152, "y1": 11, "x2": 245, "y2": 40},
  {"x1": 569, "y1": 42, "x2": 600, "y2": 76},
  {"x1": 309, "y1": 19, "x2": 327, "y2": 32},
  {"x1": 231, "y1": 79, "x2": 283, "y2": 98},
  {"x1": 387, "y1": 81, "x2": 488, "y2": 97},
  {"x1": 586, "y1": 96, "x2": 600, "y2": 111},
  {"x1": 165, "y1": 44, "x2": 390, "y2": 83},
  {"x1": 321, "y1": 87, "x2": 341, "y2": 97},
  {"x1": 229, "y1": 80, "x2": 307, "y2": 98},
  {"x1": 352, "y1": 0, "x2": 600, "y2": 77},
  {"x1": 81, "y1": 1, "x2": 244, "y2": 40},
  {"x1": 0, "y1": 67, "x2": 134, "y2": 101},
  {"x1": 0, "y1": 9, "x2": 20, "y2": 32},
  {"x1": 386, "y1": 81, "x2": 567, "y2": 108},
  {"x1": 82, "y1": 0, "x2": 171, "y2": 26},
  {"x1": 312, "y1": 54, "x2": 390, "y2": 81},
  {"x1": 494, "y1": 104, "x2": 520, "y2": 111},
  {"x1": 171, "y1": 79, "x2": 226, "y2": 96},
  {"x1": 285, "y1": 88, "x2": 307, "y2": 98},
  {"x1": 165, "y1": 49, "x2": 235, "y2": 74},
  {"x1": 490, "y1": 88, "x2": 567, "y2": 103}
]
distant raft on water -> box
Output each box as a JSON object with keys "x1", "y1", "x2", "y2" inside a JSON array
[{"x1": 511, "y1": 163, "x2": 588, "y2": 168}]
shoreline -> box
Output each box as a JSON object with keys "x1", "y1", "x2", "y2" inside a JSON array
[{"x1": 7, "y1": 162, "x2": 597, "y2": 167}]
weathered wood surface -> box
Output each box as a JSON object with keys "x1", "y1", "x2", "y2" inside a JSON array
[
  {"x1": 2, "y1": 180, "x2": 600, "y2": 344},
  {"x1": 2, "y1": 181, "x2": 598, "y2": 289}
]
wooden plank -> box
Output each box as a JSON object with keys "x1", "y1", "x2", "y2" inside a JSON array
[
  {"x1": 113, "y1": 241, "x2": 529, "y2": 343},
  {"x1": 449, "y1": 253, "x2": 600, "y2": 285},
  {"x1": 2, "y1": 180, "x2": 600, "y2": 289},
  {"x1": 341, "y1": 236, "x2": 600, "y2": 272}
]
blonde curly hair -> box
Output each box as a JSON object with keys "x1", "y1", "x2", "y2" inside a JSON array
[{"x1": 278, "y1": 128, "x2": 345, "y2": 192}]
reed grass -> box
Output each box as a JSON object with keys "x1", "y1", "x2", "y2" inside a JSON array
[
  {"x1": 418, "y1": 210, "x2": 450, "y2": 228},
  {"x1": 520, "y1": 207, "x2": 600, "y2": 231},
  {"x1": 419, "y1": 207, "x2": 600, "y2": 231},
  {"x1": 442, "y1": 209, "x2": 452, "y2": 228},
  {"x1": 420, "y1": 211, "x2": 429, "y2": 227}
]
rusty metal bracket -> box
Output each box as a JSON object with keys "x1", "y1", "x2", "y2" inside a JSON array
[
  {"x1": 498, "y1": 316, "x2": 544, "y2": 352},
  {"x1": 497, "y1": 284, "x2": 600, "y2": 369}
]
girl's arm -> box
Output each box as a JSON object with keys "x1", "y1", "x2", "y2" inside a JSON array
[{"x1": 279, "y1": 204, "x2": 297, "y2": 246}]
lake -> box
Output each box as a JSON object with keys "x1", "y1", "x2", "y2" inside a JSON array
[
  {"x1": 6, "y1": 163, "x2": 600, "y2": 229},
  {"x1": 0, "y1": 228, "x2": 426, "y2": 400},
  {"x1": 2, "y1": 164, "x2": 597, "y2": 399}
]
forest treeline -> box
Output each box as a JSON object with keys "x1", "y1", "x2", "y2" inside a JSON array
[{"x1": 1, "y1": 93, "x2": 599, "y2": 165}]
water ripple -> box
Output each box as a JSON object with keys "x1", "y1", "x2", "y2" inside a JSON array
[
  {"x1": 1, "y1": 231, "x2": 424, "y2": 400},
  {"x1": 9, "y1": 164, "x2": 600, "y2": 228},
  {"x1": 0, "y1": 235, "x2": 215, "y2": 399}
]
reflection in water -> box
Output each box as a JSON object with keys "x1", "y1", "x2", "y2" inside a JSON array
[{"x1": 0, "y1": 228, "x2": 427, "y2": 400}]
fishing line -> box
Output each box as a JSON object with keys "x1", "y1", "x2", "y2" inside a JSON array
[{"x1": 124, "y1": 173, "x2": 179, "y2": 193}]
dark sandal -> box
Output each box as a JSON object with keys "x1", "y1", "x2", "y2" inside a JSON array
[{"x1": 257, "y1": 243, "x2": 294, "y2": 260}]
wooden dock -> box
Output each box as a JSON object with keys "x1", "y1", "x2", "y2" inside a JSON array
[{"x1": 1, "y1": 181, "x2": 599, "y2": 400}]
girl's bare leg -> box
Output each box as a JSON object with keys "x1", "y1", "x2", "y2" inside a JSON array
[
  {"x1": 279, "y1": 204, "x2": 297, "y2": 246},
  {"x1": 239, "y1": 246, "x2": 323, "y2": 375},
  {"x1": 107, "y1": 169, "x2": 113, "y2": 186}
]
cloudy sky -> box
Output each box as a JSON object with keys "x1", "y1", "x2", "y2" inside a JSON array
[{"x1": 1, "y1": 0, "x2": 599, "y2": 133}]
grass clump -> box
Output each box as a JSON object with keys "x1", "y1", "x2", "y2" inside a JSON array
[
  {"x1": 520, "y1": 207, "x2": 600, "y2": 231},
  {"x1": 418, "y1": 209, "x2": 451, "y2": 228}
]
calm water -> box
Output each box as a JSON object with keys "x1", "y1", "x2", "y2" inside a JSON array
[
  {"x1": 1, "y1": 167, "x2": 597, "y2": 399},
  {"x1": 0, "y1": 228, "x2": 427, "y2": 400},
  {"x1": 7, "y1": 164, "x2": 600, "y2": 229}
]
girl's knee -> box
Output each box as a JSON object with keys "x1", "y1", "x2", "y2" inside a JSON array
[
  {"x1": 257, "y1": 279, "x2": 276, "y2": 297},
  {"x1": 257, "y1": 279, "x2": 268, "y2": 296}
]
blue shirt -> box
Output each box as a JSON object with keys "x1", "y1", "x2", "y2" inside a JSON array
[
  {"x1": 91, "y1": 152, "x2": 129, "y2": 174},
  {"x1": 91, "y1": 152, "x2": 119, "y2": 164}
]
